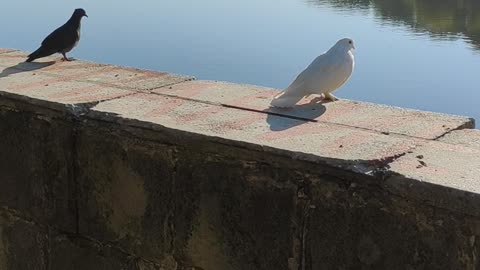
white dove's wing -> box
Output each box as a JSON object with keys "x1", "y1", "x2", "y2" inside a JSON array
[
  {"x1": 271, "y1": 54, "x2": 331, "y2": 108},
  {"x1": 300, "y1": 53, "x2": 351, "y2": 95},
  {"x1": 286, "y1": 54, "x2": 331, "y2": 93}
]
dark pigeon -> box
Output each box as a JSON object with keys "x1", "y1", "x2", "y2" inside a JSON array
[{"x1": 26, "y1": 8, "x2": 88, "y2": 62}]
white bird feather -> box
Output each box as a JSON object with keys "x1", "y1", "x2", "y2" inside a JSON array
[{"x1": 271, "y1": 38, "x2": 355, "y2": 108}]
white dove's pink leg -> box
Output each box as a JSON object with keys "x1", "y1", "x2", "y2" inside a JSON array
[{"x1": 324, "y1": 93, "x2": 338, "y2": 101}]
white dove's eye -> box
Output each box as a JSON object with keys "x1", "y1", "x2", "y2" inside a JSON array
[{"x1": 348, "y1": 40, "x2": 352, "y2": 44}]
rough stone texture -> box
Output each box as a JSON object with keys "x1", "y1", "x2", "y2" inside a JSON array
[
  {"x1": 308, "y1": 179, "x2": 480, "y2": 270},
  {"x1": 75, "y1": 121, "x2": 298, "y2": 269},
  {"x1": 0, "y1": 208, "x2": 164, "y2": 270},
  {"x1": 308, "y1": 175, "x2": 479, "y2": 269},
  {"x1": 76, "y1": 124, "x2": 176, "y2": 263},
  {"x1": 0, "y1": 101, "x2": 76, "y2": 232},
  {"x1": 172, "y1": 145, "x2": 298, "y2": 270},
  {"x1": 1, "y1": 50, "x2": 480, "y2": 269}
]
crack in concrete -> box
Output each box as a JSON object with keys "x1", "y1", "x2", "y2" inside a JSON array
[
  {"x1": 147, "y1": 91, "x2": 468, "y2": 142},
  {"x1": 66, "y1": 91, "x2": 139, "y2": 116},
  {"x1": 433, "y1": 118, "x2": 476, "y2": 141},
  {"x1": 70, "y1": 117, "x2": 81, "y2": 235}
]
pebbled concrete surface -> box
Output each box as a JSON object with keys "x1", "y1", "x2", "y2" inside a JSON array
[
  {"x1": 0, "y1": 70, "x2": 133, "y2": 105},
  {"x1": 153, "y1": 80, "x2": 474, "y2": 139},
  {"x1": 438, "y1": 129, "x2": 480, "y2": 149}
]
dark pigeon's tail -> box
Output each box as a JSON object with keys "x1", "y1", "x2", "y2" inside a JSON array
[{"x1": 26, "y1": 46, "x2": 55, "y2": 62}]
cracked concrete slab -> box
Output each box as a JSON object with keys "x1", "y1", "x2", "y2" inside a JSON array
[
  {"x1": 90, "y1": 92, "x2": 422, "y2": 164},
  {"x1": 153, "y1": 80, "x2": 473, "y2": 139}
]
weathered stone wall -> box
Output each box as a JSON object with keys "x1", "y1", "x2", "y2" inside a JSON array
[
  {"x1": 1, "y1": 100, "x2": 479, "y2": 270},
  {"x1": 1, "y1": 49, "x2": 480, "y2": 270}
]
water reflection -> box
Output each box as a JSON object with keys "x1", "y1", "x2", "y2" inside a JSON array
[{"x1": 310, "y1": 0, "x2": 480, "y2": 50}]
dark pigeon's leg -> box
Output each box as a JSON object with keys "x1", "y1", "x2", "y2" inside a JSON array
[{"x1": 61, "y1": 53, "x2": 73, "y2": 61}]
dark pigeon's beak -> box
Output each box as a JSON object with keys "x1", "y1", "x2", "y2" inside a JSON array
[{"x1": 84, "y1": 14, "x2": 88, "y2": 18}]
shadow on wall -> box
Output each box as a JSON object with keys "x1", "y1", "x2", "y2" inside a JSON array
[
  {"x1": 265, "y1": 100, "x2": 327, "y2": 131},
  {"x1": 0, "y1": 61, "x2": 55, "y2": 78}
]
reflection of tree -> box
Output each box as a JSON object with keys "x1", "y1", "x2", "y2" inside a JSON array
[{"x1": 309, "y1": 0, "x2": 480, "y2": 50}]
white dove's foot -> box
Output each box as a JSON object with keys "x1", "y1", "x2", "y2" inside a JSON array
[{"x1": 324, "y1": 93, "x2": 338, "y2": 101}]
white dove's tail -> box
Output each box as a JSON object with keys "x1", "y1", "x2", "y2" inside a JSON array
[{"x1": 270, "y1": 89, "x2": 304, "y2": 108}]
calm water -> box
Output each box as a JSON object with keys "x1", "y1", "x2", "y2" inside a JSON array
[{"x1": 1, "y1": 0, "x2": 479, "y2": 121}]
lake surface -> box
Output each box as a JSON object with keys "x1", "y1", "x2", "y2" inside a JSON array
[{"x1": 1, "y1": 0, "x2": 479, "y2": 121}]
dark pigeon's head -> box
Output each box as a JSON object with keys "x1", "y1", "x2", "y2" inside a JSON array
[{"x1": 73, "y1": 8, "x2": 88, "y2": 18}]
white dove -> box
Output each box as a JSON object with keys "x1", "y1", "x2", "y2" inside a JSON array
[{"x1": 271, "y1": 38, "x2": 355, "y2": 108}]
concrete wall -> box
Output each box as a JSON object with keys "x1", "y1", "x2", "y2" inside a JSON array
[{"x1": 1, "y1": 49, "x2": 480, "y2": 270}]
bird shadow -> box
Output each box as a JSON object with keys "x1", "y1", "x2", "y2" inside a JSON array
[
  {"x1": 266, "y1": 98, "x2": 330, "y2": 131},
  {"x1": 0, "y1": 61, "x2": 55, "y2": 79}
]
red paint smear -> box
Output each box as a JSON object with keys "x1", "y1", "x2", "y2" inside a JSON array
[
  {"x1": 9, "y1": 66, "x2": 117, "y2": 91},
  {"x1": 216, "y1": 113, "x2": 266, "y2": 131},
  {"x1": 144, "y1": 98, "x2": 186, "y2": 118},
  {"x1": 62, "y1": 92, "x2": 128, "y2": 103},
  {"x1": 356, "y1": 113, "x2": 408, "y2": 132},
  {"x1": 177, "y1": 106, "x2": 226, "y2": 122},
  {"x1": 47, "y1": 84, "x2": 106, "y2": 99},
  {"x1": 0, "y1": 54, "x2": 25, "y2": 59},
  {"x1": 319, "y1": 131, "x2": 373, "y2": 155},
  {"x1": 163, "y1": 81, "x2": 218, "y2": 98},
  {"x1": 42, "y1": 62, "x2": 103, "y2": 72},
  {"x1": 137, "y1": 82, "x2": 222, "y2": 118},
  {"x1": 257, "y1": 123, "x2": 328, "y2": 142},
  {"x1": 318, "y1": 102, "x2": 361, "y2": 122},
  {"x1": 111, "y1": 73, "x2": 161, "y2": 84},
  {"x1": 226, "y1": 89, "x2": 277, "y2": 109},
  {"x1": 47, "y1": 69, "x2": 162, "y2": 101},
  {"x1": 144, "y1": 82, "x2": 223, "y2": 117}
]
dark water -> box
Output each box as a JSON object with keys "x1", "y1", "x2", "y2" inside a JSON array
[{"x1": 1, "y1": 0, "x2": 479, "y2": 121}]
